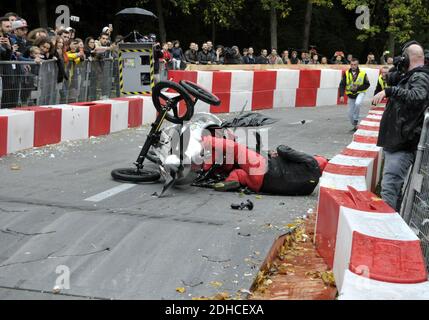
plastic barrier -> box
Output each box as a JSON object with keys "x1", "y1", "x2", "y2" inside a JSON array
[
  {"x1": 168, "y1": 68, "x2": 380, "y2": 109},
  {"x1": 18, "y1": 106, "x2": 61, "y2": 147},
  {"x1": 0, "y1": 109, "x2": 35, "y2": 154},
  {"x1": 315, "y1": 102, "x2": 429, "y2": 300}
]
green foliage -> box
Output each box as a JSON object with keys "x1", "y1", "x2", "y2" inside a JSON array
[
  {"x1": 174, "y1": 0, "x2": 245, "y2": 27},
  {"x1": 260, "y1": 0, "x2": 291, "y2": 18},
  {"x1": 340, "y1": 0, "x2": 429, "y2": 43}
]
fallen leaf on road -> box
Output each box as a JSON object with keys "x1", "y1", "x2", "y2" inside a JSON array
[
  {"x1": 176, "y1": 287, "x2": 186, "y2": 293},
  {"x1": 209, "y1": 281, "x2": 223, "y2": 288},
  {"x1": 10, "y1": 164, "x2": 20, "y2": 171}
]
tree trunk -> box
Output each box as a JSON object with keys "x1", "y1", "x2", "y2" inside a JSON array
[
  {"x1": 270, "y1": 4, "x2": 277, "y2": 49},
  {"x1": 387, "y1": 32, "x2": 395, "y2": 55},
  {"x1": 16, "y1": 0, "x2": 23, "y2": 16},
  {"x1": 212, "y1": 20, "x2": 216, "y2": 44},
  {"x1": 155, "y1": 0, "x2": 167, "y2": 43},
  {"x1": 302, "y1": 0, "x2": 313, "y2": 51},
  {"x1": 37, "y1": 0, "x2": 48, "y2": 28}
]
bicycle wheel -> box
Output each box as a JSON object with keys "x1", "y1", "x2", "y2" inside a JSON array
[{"x1": 111, "y1": 168, "x2": 161, "y2": 183}]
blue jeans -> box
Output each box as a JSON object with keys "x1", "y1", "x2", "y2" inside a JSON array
[
  {"x1": 348, "y1": 93, "x2": 366, "y2": 125},
  {"x1": 381, "y1": 150, "x2": 415, "y2": 211}
]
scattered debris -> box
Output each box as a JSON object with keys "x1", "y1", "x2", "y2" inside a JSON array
[
  {"x1": 231, "y1": 200, "x2": 254, "y2": 211},
  {"x1": 52, "y1": 286, "x2": 61, "y2": 294},
  {"x1": 182, "y1": 279, "x2": 204, "y2": 288},
  {"x1": 238, "y1": 232, "x2": 251, "y2": 237},
  {"x1": 10, "y1": 164, "x2": 20, "y2": 171},
  {"x1": 209, "y1": 281, "x2": 223, "y2": 288},
  {"x1": 202, "y1": 255, "x2": 231, "y2": 263}
]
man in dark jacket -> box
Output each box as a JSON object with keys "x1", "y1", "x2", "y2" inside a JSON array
[
  {"x1": 339, "y1": 58, "x2": 371, "y2": 131},
  {"x1": 185, "y1": 43, "x2": 198, "y2": 64},
  {"x1": 373, "y1": 43, "x2": 429, "y2": 211},
  {"x1": 202, "y1": 136, "x2": 328, "y2": 196},
  {"x1": 256, "y1": 49, "x2": 269, "y2": 64},
  {"x1": 197, "y1": 43, "x2": 213, "y2": 65}
]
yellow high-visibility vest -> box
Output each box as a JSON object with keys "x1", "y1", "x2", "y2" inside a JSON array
[
  {"x1": 378, "y1": 75, "x2": 389, "y2": 90},
  {"x1": 345, "y1": 70, "x2": 367, "y2": 95}
]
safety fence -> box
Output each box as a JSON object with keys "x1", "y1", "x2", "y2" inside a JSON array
[
  {"x1": 402, "y1": 110, "x2": 429, "y2": 271},
  {"x1": 0, "y1": 59, "x2": 121, "y2": 109}
]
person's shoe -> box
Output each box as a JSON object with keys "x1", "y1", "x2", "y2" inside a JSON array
[{"x1": 214, "y1": 181, "x2": 241, "y2": 192}]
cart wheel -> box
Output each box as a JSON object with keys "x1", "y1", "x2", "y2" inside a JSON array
[
  {"x1": 152, "y1": 81, "x2": 195, "y2": 124},
  {"x1": 111, "y1": 168, "x2": 161, "y2": 183}
]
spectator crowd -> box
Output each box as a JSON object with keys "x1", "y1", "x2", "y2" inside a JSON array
[
  {"x1": 1, "y1": 10, "x2": 396, "y2": 109},
  {"x1": 0, "y1": 12, "x2": 122, "y2": 109},
  {"x1": 157, "y1": 41, "x2": 396, "y2": 69}
]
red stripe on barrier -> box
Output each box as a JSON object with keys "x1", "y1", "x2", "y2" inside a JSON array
[
  {"x1": 350, "y1": 232, "x2": 428, "y2": 284},
  {"x1": 353, "y1": 135, "x2": 378, "y2": 144},
  {"x1": 167, "y1": 70, "x2": 198, "y2": 83},
  {"x1": 324, "y1": 163, "x2": 368, "y2": 176},
  {"x1": 252, "y1": 90, "x2": 274, "y2": 110},
  {"x1": 299, "y1": 70, "x2": 321, "y2": 88},
  {"x1": 211, "y1": 72, "x2": 232, "y2": 113},
  {"x1": 19, "y1": 107, "x2": 62, "y2": 147},
  {"x1": 72, "y1": 102, "x2": 111, "y2": 137},
  {"x1": 114, "y1": 97, "x2": 143, "y2": 128},
  {"x1": 0, "y1": 116, "x2": 7, "y2": 156},
  {"x1": 370, "y1": 107, "x2": 385, "y2": 112},
  {"x1": 296, "y1": 88, "x2": 317, "y2": 107},
  {"x1": 362, "y1": 118, "x2": 381, "y2": 123},
  {"x1": 253, "y1": 70, "x2": 277, "y2": 91},
  {"x1": 358, "y1": 125, "x2": 380, "y2": 131}
]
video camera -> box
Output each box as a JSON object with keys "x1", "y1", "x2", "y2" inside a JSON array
[
  {"x1": 224, "y1": 47, "x2": 238, "y2": 59},
  {"x1": 387, "y1": 41, "x2": 428, "y2": 86}
]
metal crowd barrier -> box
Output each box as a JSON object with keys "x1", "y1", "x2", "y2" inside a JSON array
[
  {"x1": 402, "y1": 110, "x2": 429, "y2": 271},
  {"x1": 0, "y1": 58, "x2": 120, "y2": 109}
]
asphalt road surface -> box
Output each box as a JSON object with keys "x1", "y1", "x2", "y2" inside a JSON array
[{"x1": 0, "y1": 103, "x2": 370, "y2": 300}]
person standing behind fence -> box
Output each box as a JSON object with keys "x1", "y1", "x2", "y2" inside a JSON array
[
  {"x1": 373, "y1": 42, "x2": 429, "y2": 211},
  {"x1": 51, "y1": 36, "x2": 67, "y2": 84},
  {"x1": 268, "y1": 48, "x2": 283, "y2": 65},
  {"x1": 243, "y1": 47, "x2": 256, "y2": 64},
  {"x1": 198, "y1": 43, "x2": 214, "y2": 65},
  {"x1": 0, "y1": 16, "x2": 19, "y2": 109},
  {"x1": 184, "y1": 42, "x2": 198, "y2": 64},
  {"x1": 282, "y1": 50, "x2": 291, "y2": 64},
  {"x1": 171, "y1": 40, "x2": 185, "y2": 70},
  {"x1": 339, "y1": 58, "x2": 370, "y2": 132},
  {"x1": 65, "y1": 39, "x2": 84, "y2": 102}
]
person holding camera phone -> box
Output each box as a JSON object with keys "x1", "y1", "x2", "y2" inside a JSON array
[{"x1": 373, "y1": 41, "x2": 429, "y2": 211}]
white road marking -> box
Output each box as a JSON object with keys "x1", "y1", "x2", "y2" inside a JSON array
[{"x1": 85, "y1": 184, "x2": 137, "y2": 202}]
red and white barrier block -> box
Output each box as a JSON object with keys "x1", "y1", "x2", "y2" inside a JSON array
[{"x1": 0, "y1": 109, "x2": 35, "y2": 155}]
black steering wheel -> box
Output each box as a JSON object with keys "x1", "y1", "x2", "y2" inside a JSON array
[
  {"x1": 179, "y1": 80, "x2": 221, "y2": 106},
  {"x1": 152, "y1": 81, "x2": 195, "y2": 124}
]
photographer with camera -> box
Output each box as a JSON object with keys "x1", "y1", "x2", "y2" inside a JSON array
[
  {"x1": 224, "y1": 46, "x2": 243, "y2": 65},
  {"x1": 339, "y1": 58, "x2": 371, "y2": 132},
  {"x1": 373, "y1": 41, "x2": 429, "y2": 211}
]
